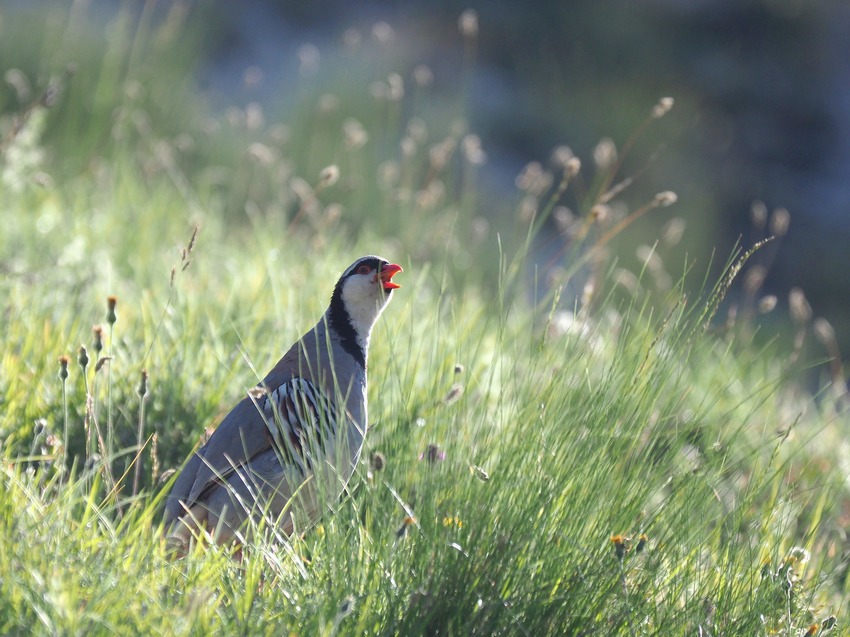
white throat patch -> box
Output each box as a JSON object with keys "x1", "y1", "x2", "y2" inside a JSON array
[{"x1": 340, "y1": 273, "x2": 390, "y2": 348}]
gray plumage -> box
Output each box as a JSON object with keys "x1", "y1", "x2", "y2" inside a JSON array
[{"x1": 163, "y1": 256, "x2": 402, "y2": 548}]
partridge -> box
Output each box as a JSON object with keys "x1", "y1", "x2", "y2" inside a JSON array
[{"x1": 163, "y1": 256, "x2": 402, "y2": 548}]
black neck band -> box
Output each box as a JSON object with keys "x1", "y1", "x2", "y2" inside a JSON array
[{"x1": 328, "y1": 281, "x2": 367, "y2": 368}]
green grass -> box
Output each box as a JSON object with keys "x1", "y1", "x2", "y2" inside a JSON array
[{"x1": 1, "y1": 5, "x2": 846, "y2": 635}]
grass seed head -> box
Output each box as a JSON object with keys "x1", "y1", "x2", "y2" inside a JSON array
[
  {"x1": 400, "y1": 136, "x2": 416, "y2": 158},
  {"x1": 429, "y1": 138, "x2": 456, "y2": 171},
  {"x1": 458, "y1": 9, "x2": 479, "y2": 38},
  {"x1": 242, "y1": 65, "x2": 263, "y2": 89},
  {"x1": 92, "y1": 325, "x2": 104, "y2": 353},
  {"x1": 396, "y1": 515, "x2": 416, "y2": 538},
  {"x1": 744, "y1": 265, "x2": 767, "y2": 294},
  {"x1": 158, "y1": 468, "x2": 177, "y2": 485},
  {"x1": 342, "y1": 28, "x2": 361, "y2": 51},
  {"x1": 651, "y1": 96, "x2": 674, "y2": 119},
  {"x1": 751, "y1": 200, "x2": 768, "y2": 229},
  {"x1": 407, "y1": 117, "x2": 428, "y2": 142},
  {"x1": 593, "y1": 137, "x2": 617, "y2": 169},
  {"x1": 470, "y1": 465, "x2": 489, "y2": 482},
  {"x1": 343, "y1": 119, "x2": 368, "y2": 150},
  {"x1": 319, "y1": 164, "x2": 340, "y2": 187},
  {"x1": 371, "y1": 22, "x2": 395, "y2": 44},
  {"x1": 551, "y1": 145, "x2": 574, "y2": 168},
  {"x1": 151, "y1": 432, "x2": 160, "y2": 484},
  {"x1": 317, "y1": 93, "x2": 339, "y2": 115},
  {"x1": 58, "y1": 355, "x2": 69, "y2": 381},
  {"x1": 245, "y1": 102, "x2": 264, "y2": 130},
  {"x1": 369, "y1": 451, "x2": 386, "y2": 472},
  {"x1": 770, "y1": 207, "x2": 791, "y2": 237},
  {"x1": 553, "y1": 206, "x2": 575, "y2": 234},
  {"x1": 758, "y1": 295, "x2": 778, "y2": 314},
  {"x1": 387, "y1": 73, "x2": 404, "y2": 101},
  {"x1": 462, "y1": 134, "x2": 486, "y2": 164},
  {"x1": 94, "y1": 356, "x2": 111, "y2": 373},
  {"x1": 591, "y1": 204, "x2": 610, "y2": 222},
  {"x1": 813, "y1": 318, "x2": 837, "y2": 347},
  {"x1": 778, "y1": 546, "x2": 811, "y2": 585},
  {"x1": 247, "y1": 142, "x2": 274, "y2": 165},
  {"x1": 789, "y1": 288, "x2": 812, "y2": 324},
  {"x1": 186, "y1": 225, "x2": 198, "y2": 256},
  {"x1": 413, "y1": 64, "x2": 434, "y2": 88},
  {"x1": 662, "y1": 217, "x2": 686, "y2": 246},
  {"x1": 610, "y1": 534, "x2": 629, "y2": 559},
  {"x1": 336, "y1": 595, "x2": 356, "y2": 620},
  {"x1": 138, "y1": 369, "x2": 148, "y2": 398},
  {"x1": 653, "y1": 191, "x2": 678, "y2": 207},
  {"x1": 443, "y1": 383, "x2": 464, "y2": 405},
  {"x1": 5, "y1": 68, "x2": 32, "y2": 102},
  {"x1": 106, "y1": 295, "x2": 117, "y2": 325},
  {"x1": 518, "y1": 196, "x2": 538, "y2": 223},
  {"x1": 297, "y1": 44, "x2": 320, "y2": 77}
]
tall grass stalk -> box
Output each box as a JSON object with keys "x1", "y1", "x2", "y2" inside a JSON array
[
  {"x1": 58, "y1": 355, "x2": 70, "y2": 481},
  {"x1": 132, "y1": 369, "x2": 149, "y2": 498},
  {"x1": 78, "y1": 346, "x2": 92, "y2": 460},
  {"x1": 106, "y1": 297, "x2": 117, "y2": 460}
]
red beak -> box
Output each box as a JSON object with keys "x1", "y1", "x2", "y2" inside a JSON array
[{"x1": 379, "y1": 263, "x2": 403, "y2": 290}]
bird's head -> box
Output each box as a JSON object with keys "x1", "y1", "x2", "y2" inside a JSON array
[{"x1": 330, "y1": 256, "x2": 403, "y2": 345}]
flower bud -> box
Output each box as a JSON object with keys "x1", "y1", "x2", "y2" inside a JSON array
[
  {"x1": 106, "y1": 296, "x2": 118, "y2": 326},
  {"x1": 78, "y1": 345, "x2": 89, "y2": 371},
  {"x1": 138, "y1": 369, "x2": 148, "y2": 398},
  {"x1": 92, "y1": 325, "x2": 104, "y2": 354},
  {"x1": 651, "y1": 97, "x2": 674, "y2": 119},
  {"x1": 58, "y1": 355, "x2": 70, "y2": 381}
]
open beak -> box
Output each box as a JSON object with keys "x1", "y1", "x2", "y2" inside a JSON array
[{"x1": 379, "y1": 263, "x2": 403, "y2": 290}]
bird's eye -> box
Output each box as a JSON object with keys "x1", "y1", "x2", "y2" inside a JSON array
[{"x1": 356, "y1": 264, "x2": 372, "y2": 275}]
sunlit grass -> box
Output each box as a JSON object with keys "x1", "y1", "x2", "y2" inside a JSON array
[{"x1": 0, "y1": 4, "x2": 846, "y2": 635}]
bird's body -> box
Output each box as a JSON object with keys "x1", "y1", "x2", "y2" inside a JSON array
[{"x1": 164, "y1": 256, "x2": 402, "y2": 548}]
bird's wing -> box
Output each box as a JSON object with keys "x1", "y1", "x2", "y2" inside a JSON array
[
  {"x1": 163, "y1": 392, "x2": 274, "y2": 525},
  {"x1": 164, "y1": 377, "x2": 338, "y2": 524}
]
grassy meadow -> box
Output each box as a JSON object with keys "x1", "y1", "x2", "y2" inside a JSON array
[{"x1": 1, "y1": 5, "x2": 847, "y2": 635}]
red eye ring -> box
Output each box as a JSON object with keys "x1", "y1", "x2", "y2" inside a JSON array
[{"x1": 356, "y1": 264, "x2": 372, "y2": 275}]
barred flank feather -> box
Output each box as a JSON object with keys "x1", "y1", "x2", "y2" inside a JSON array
[{"x1": 264, "y1": 377, "x2": 339, "y2": 472}]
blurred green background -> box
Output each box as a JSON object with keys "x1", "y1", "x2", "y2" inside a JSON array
[{"x1": 2, "y1": 0, "x2": 848, "y2": 379}]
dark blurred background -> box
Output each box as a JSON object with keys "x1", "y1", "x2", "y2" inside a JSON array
[{"x1": 4, "y1": 0, "x2": 850, "y2": 368}]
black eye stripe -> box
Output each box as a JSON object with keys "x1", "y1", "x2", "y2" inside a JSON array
[{"x1": 349, "y1": 258, "x2": 387, "y2": 277}]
